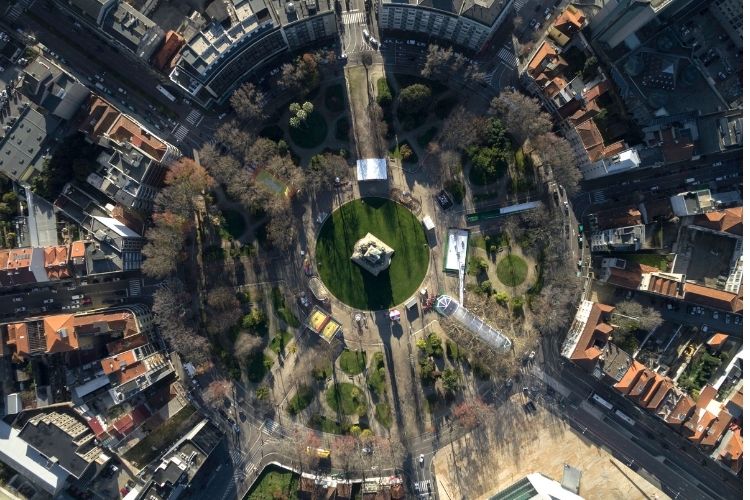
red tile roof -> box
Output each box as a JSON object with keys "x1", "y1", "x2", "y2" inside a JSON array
[
  {"x1": 646, "y1": 379, "x2": 673, "y2": 410},
  {"x1": 684, "y1": 410, "x2": 717, "y2": 442},
  {"x1": 696, "y1": 386, "x2": 718, "y2": 409},
  {"x1": 701, "y1": 410, "x2": 733, "y2": 448},
  {"x1": 707, "y1": 333, "x2": 729, "y2": 348},
  {"x1": 628, "y1": 369, "x2": 656, "y2": 399},
  {"x1": 660, "y1": 126, "x2": 695, "y2": 163},
  {"x1": 569, "y1": 302, "x2": 614, "y2": 371},
  {"x1": 70, "y1": 241, "x2": 86, "y2": 259},
  {"x1": 152, "y1": 31, "x2": 185, "y2": 72},
  {"x1": 528, "y1": 42, "x2": 558, "y2": 77},
  {"x1": 665, "y1": 395, "x2": 695, "y2": 426},
  {"x1": 683, "y1": 283, "x2": 742, "y2": 313},
  {"x1": 719, "y1": 429, "x2": 743, "y2": 472},
  {"x1": 613, "y1": 360, "x2": 645, "y2": 394},
  {"x1": 693, "y1": 208, "x2": 742, "y2": 236}
]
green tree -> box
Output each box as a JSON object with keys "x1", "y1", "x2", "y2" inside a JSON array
[
  {"x1": 398, "y1": 84, "x2": 432, "y2": 115},
  {"x1": 442, "y1": 368, "x2": 460, "y2": 393},
  {"x1": 256, "y1": 386, "x2": 270, "y2": 400},
  {"x1": 480, "y1": 280, "x2": 493, "y2": 295}
]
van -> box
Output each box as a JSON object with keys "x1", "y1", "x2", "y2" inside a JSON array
[
  {"x1": 71, "y1": 294, "x2": 83, "y2": 300},
  {"x1": 685, "y1": 177, "x2": 696, "y2": 183}
]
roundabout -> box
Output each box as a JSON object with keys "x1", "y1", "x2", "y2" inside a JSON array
[{"x1": 315, "y1": 197, "x2": 429, "y2": 310}]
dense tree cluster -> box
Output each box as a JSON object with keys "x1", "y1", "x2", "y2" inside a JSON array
[
  {"x1": 152, "y1": 277, "x2": 212, "y2": 365},
  {"x1": 421, "y1": 45, "x2": 485, "y2": 84},
  {"x1": 141, "y1": 158, "x2": 214, "y2": 279},
  {"x1": 491, "y1": 88, "x2": 581, "y2": 194}
]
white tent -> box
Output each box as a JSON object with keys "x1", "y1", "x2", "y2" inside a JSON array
[{"x1": 356, "y1": 158, "x2": 387, "y2": 181}]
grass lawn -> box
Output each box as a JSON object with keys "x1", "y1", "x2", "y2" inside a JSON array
[
  {"x1": 247, "y1": 351, "x2": 274, "y2": 383},
  {"x1": 308, "y1": 414, "x2": 344, "y2": 434},
  {"x1": 221, "y1": 209, "x2": 246, "y2": 239},
  {"x1": 316, "y1": 197, "x2": 429, "y2": 310},
  {"x1": 324, "y1": 84, "x2": 346, "y2": 113},
  {"x1": 270, "y1": 328, "x2": 293, "y2": 354},
  {"x1": 271, "y1": 286, "x2": 300, "y2": 327},
  {"x1": 259, "y1": 124, "x2": 284, "y2": 142},
  {"x1": 246, "y1": 465, "x2": 299, "y2": 499},
  {"x1": 339, "y1": 349, "x2": 366, "y2": 375},
  {"x1": 375, "y1": 402, "x2": 392, "y2": 428},
  {"x1": 496, "y1": 255, "x2": 528, "y2": 287},
  {"x1": 622, "y1": 253, "x2": 670, "y2": 271},
  {"x1": 287, "y1": 385, "x2": 314, "y2": 415},
  {"x1": 123, "y1": 405, "x2": 200, "y2": 468},
  {"x1": 367, "y1": 352, "x2": 386, "y2": 396},
  {"x1": 326, "y1": 382, "x2": 367, "y2": 416},
  {"x1": 288, "y1": 110, "x2": 328, "y2": 149}
]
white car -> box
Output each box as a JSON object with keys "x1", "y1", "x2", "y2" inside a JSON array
[
  {"x1": 419, "y1": 454, "x2": 424, "y2": 464},
  {"x1": 12, "y1": 296, "x2": 22, "y2": 302}
]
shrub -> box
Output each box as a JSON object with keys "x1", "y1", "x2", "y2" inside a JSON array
[
  {"x1": 376, "y1": 77, "x2": 392, "y2": 106},
  {"x1": 287, "y1": 385, "x2": 314, "y2": 415},
  {"x1": 443, "y1": 180, "x2": 465, "y2": 204}
]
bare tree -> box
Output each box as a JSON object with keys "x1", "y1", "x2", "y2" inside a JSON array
[
  {"x1": 265, "y1": 204, "x2": 296, "y2": 249},
  {"x1": 278, "y1": 53, "x2": 320, "y2": 97},
  {"x1": 234, "y1": 333, "x2": 264, "y2": 360},
  {"x1": 141, "y1": 214, "x2": 189, "y2": 279},
  {"x1": 532, "y1": 132, "x2": 581, "y2": 195},
  {"x1": 452, "y1": 397, "x2": 495, "y2": 429},
  {"x1": 421, "y1": 44, "x2": 485, "y2": 84},
  {"x1": 206, "y1": 286, "x2": 242, "y2": 336},
  {"x1": 153, "y1": 278, "x2": 213, "y2": 364},
  {"x1": 490, "y1": 89, "x2": 552, "y2": 144},
  {"x1": 229, "y1": 82, "x2": 267, "y2": 127},
  {"x1": 614, "y1": 300, "x2": 663, "y2": 332},
  {"x1": 307, "y1": 153, "x2": 349, "y2": 192},
  {"x1": 154, "y1": 158, "x2": 215, "y2": 218},
  {"x1": 439, "y1": 107, "x2": 482, "y2": 151},
  {"x1": 214, "y1": 120, "x2": 255, "y2": 158},
  {"x1": 205, "y1": 379, "x2": 232, "y2": 407}
]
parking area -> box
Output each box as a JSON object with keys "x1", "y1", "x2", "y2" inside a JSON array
[
  {"x1": 683, "y1": 230, "x2": 737, "y2": 287},
  {"x1": 513, "y1": 0, "x2": 566, "y2": 44},
  {"x1": 675, "y1": 11, "x2": 742, "y2": 106}
]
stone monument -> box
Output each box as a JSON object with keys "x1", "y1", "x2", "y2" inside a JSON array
[{"x1": 351, "y1": 233, "x2": 394, "y2": 276}]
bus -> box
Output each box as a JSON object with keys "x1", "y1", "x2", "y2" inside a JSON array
[
  {"x1": 591, "y1": 393, "x2": 614, "y2": 410},
  {"x1": 156, "y1": 84, "x2": 176, "y2": 102},
  {"x1": 615, "y1": 410, "x2": 636, "y2": 426}
]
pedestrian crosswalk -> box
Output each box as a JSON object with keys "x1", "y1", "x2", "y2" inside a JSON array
[
  {"x1": 173, "y1": 124, "x2": 189, "y2": 142},
  {"x1": 497, "y1": 45, "x2": 519, "y2": 69},
  {"x1": 342, "y1": 10, "x2": 365, "y2": 25},
  {"x1": 415, "y1": 480, "x2": 432, "y2": 495},
  {"x1": 592, "y1": 190, "x2": 607, "y2": 204},
  {"x1": 128, "y1": 279, "x2": 141, "y2": 297},
  {"x1": 513, "y1": 0, "x2": 529, "y2": 13},
  {"x1": 186, "y1": 109, "x2": 202, "y2": 126}
]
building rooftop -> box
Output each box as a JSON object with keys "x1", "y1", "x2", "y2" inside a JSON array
[
  {"x1": 16, "y1": 409, "x2": 103, "y2": 478},
  {"x1": 665, "y1": 394, "x2": 695, "y2": 426},
  {"x1": 152, "y1": 31, "x2": 185, "y2": 72},
  {"x1": 385, "y1": 0, "x2": 511, "y2": 28},
  {"x1": 561, "y1": 301, "x2": 614, "y2": 371},
  {"x1": 103, "y1": 2, "x2": 164, "y2": 59},
  {"x1": 22, "y1": 57, "x2": 90, "y2": 121},
  {"x1": 0, "y1": 106, "x2": 61, "y2": 181}
]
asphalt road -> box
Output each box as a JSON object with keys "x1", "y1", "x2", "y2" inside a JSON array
[
  {"x1": 572, "y1": 154, "x2": 742, "y2": 220},
  {"x1": 0, "y1": 271, "x2": 157, "y2": 322}
]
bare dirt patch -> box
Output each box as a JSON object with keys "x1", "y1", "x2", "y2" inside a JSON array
[{"x1": 433, "y1": 394, "x2": 667, "y2": 500}]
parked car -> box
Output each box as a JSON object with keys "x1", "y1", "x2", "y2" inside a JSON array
[
  {"x1": 435, "y1": 190, "x2": 453, "y2": 210},
  {"x1": 12, "y1": 296, "x2": 22, "y2": 302}
]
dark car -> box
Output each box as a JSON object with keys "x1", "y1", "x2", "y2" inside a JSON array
[
  {"x1": 435, "y1": 190, "x2": 453, "y2": 210},
  {"x1": 115, "y1": 290, "x2": 127, "y2": 296}
]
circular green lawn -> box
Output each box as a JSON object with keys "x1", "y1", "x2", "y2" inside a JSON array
[
  {"x1": 316, "y1": 197, "x2": 429, "y2": 310},
  {"x1": 289, "y1": 110, "x2": 328, "y2": 149},
  {"x1": 496, "y1": 254, "x2": 528, "y2": 287}
]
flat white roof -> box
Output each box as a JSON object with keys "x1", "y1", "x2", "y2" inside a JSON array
[
  {"x1": 444, "y1": 229, "x2": 469, "y2": 272},
  {"x1": 0, "y1": 420, "x2": 68, "y2": 495},
  {"x1": 356, "y1": 158, "x2": 387, "y2": 181},
  {"x1": 92, "y1": 216, "x2": 141, "y2": 238},
  {"x1": 422, "y1": 215, "x2": 435, "y2": 231}
]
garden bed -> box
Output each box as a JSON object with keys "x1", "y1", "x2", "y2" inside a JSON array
[
  {"x1": 288, "y1": 110, "x2": 328, "y2": 149},
  {"x1": 339, "y1": 349, "x2": 366, "y2": 375},
  {"x1": 123, "y1": 405, "x2": 200, "y2": 468}
]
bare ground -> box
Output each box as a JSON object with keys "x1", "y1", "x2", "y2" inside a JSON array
[
  {"x1": 344, "y1": 63, "x2": 385, "y2": 159},
  {"x1": 433, "y1": 394, "x2": 668, "y2": 500}
]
